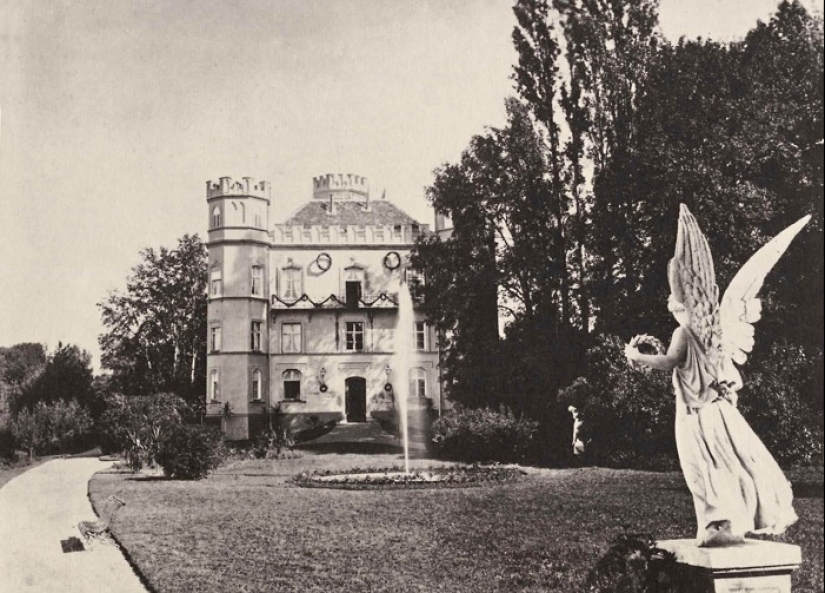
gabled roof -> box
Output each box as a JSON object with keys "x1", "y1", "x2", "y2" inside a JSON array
[{"x1": 285, "y1": 200, "x2": 420, "y2": 226}]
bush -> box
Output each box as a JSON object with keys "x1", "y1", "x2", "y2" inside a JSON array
[
  {"x1": 97, "y1": 393, "x2": 189, "y2": 469},
  {"x1": 738, "y1": 341, "x2": 823, "y2": 466},
  {"x1": 561, "y1": 335, "x2": 824, "y2": 470},
  {"x1": 8, "y1": 400, "x2": 93, "y2": 460},
  {"x1": 157, "y1": 424, "x2": 222, "y2": 480},
  {"x1": 0, "y1": 418, "x2": 17, "y2": 461},
  {"x1": 430, "y1": 405, "x2": 538, "y2": 463},
  {"x1": 251, "y1": 426, "x2": 295, "y2": 459},
  {"x1": 559, "y1": 335, "x2": 677, "y2": 470}
]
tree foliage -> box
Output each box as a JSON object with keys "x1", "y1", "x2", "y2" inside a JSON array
[
  {"x1": 412, "y1": 0, "x2": 823, "y2": 462},
  {"x1": 98, "y1": 234, "x2": 208, "y2": 402}
]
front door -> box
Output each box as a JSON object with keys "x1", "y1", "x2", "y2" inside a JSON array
[{"x1": 345, "y1": 377, "x2": 367, "y2": 422}]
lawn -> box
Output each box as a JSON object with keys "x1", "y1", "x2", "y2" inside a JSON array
[
  {"x1": 89, "y1": 450, "x2": 824, "y2": 593},
  {"x1": 0, "y1": 457, "x2": 47, "y2": 491}
]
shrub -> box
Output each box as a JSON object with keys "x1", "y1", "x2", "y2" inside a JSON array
[
  {"x1": 0, "y1": 418, "x2": 17, "y2": 461},
  {"x1": 430, "y1": 405, "x2": 538, "y2": 463},
  {"x1": 251, "y1": 426, "x2": 295, "y2": 459},
  {"x1": 157, "y1": 424, "x2": 222, "y2": 480},
  {"x1": 585, "y1": 534, "x2": 677, "y2": 593},
  {"x1": 738, "y1": 341, "x2": 823, "y2": 466},
  {"x1": 559, "y1": 335, "x2": 677, "y2": 470},
  {"x1": 8, "y1": 400, "x2": 93, "y2": 460},
  {"x1": 97, "y1": 393, "x2": 189, "y2": 469}
]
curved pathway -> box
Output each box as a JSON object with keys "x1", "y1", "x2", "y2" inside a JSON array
[{"x1": 0, "y1": 458, "x2": 147, "y2": 593}]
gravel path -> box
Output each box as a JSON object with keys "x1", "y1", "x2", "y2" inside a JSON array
[{"x1": 0, "y1": 458, "x2": 147, "y2": 593}]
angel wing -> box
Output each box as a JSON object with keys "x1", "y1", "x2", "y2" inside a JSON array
[
  {"x1": 719, "y1": 215, "x2": 811, "y2": 390},
  {"x1": 670, "y1": 204, "x2": 723, "y2": 364}
]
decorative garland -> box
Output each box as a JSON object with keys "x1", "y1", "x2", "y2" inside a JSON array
[{"x1": 271, "y1": 293, "x2": 399, "y2": 308}]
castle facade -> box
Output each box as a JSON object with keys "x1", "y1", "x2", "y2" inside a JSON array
[{"x1": 205, "y1": 174, "x2": 442, "y2": 440}]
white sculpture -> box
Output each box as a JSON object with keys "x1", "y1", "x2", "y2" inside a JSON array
[{"x1": 625, "y1": 204, "x2": 808, "y2": 547}]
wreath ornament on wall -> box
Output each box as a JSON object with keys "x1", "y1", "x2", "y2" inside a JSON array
[
  {"x1": 316, "y1": 252, "x2": 332, "y2": 272},
  {"x1": 383, "y1": 251, "x2": 401, "y2": 270}
]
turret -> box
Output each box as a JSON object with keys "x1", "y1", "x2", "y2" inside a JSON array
[{"x1": 207, "y1": 176, "x2": 271, "y2": 232}]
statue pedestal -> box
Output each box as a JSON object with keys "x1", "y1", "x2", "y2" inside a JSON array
[{"x1": 656, "y1": 539, "x2": 801, "y2": 593}]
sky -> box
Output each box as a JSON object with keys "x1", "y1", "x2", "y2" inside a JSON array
[{"x1": 1, "y1": 0, "x2": 822, "y2": 370}]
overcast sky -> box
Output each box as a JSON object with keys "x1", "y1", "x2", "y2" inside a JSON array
[{"x1": 1, "y1": 0, "x2": 822, "y2": 370}]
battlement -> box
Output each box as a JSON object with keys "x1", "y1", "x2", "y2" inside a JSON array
[
  {"x1": 312, "y1": 173, "x2": 369, "y2": 201},
  {"x1": 207, "y1": 177, "x2": 270, "y2": 200}
]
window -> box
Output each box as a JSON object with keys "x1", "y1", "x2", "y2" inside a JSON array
[
  {"x1": 409, "y1": 368, "x2": 427, "y2": 398},
  {"x1": 344, "y1": 267, "x2": 364, "y2": 308},
  {"x1": 254, "y1": 212, "x2": 262, "y2": 228},
  {"x1": 320, "y1": 226, "x2": 330, "y2": 242},
  {"x1": 210, "y1": 369, "x2": 220, "y2": 401},
  {"x1": 280, "y1": 268, "x2": 301, "y2": 300},
  {"x1": 345, "y1": 322, "x2": 364, "y2": 351},
  {"x1": 282, "y1": 369, "x2": 302, "y2": 401},
  {"x1": 356, "y1": 226, "x2": 367, "y2": 242},
  {"x1": 414, "y1": 321, "x2": 427, "y2": 351},
  {"x1": 210, "y1": 326, "x2": 221, "y2": 352},
  {"x1": 211, "y1": 206, "x2": 221, "y2": 228},
  {"x1": 250, "y1": 321, "x2": 262, "y2": 351},
  {"x1": 252, "y1": 369, "x2": 262, "y2": 401},
  {"x1": 281, "y1": 323, "x2": 302, "y2": 353},
  {"x1": 251, "y1": 266, "x2": 263, "y2": 296},
  {"x1": 210, "y1": 271, "x2": 222, "y2": 297}
]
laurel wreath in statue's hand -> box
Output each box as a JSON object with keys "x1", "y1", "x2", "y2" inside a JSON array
[{"x1": 625, "y1": 334, "x2": 665, "y2": 371}]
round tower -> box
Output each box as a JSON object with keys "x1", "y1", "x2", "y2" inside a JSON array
[{"x1": 205, "y1": 176, "x2": 271, "y2": 440}]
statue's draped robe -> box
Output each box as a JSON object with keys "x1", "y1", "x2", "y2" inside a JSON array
[{"x1": 672, "y1": 327, "x2": 798, "y2": 544}]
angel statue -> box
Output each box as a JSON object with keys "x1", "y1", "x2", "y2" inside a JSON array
[{"x1": 625, "y1": 204, "x2": 809, "y2": 547}]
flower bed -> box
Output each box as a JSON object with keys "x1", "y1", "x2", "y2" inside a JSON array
[{"x1": 293, "y1": 464, "x2": 523, "y2": 490}]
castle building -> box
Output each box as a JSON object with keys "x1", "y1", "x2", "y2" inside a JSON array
[{"x1": 205, "y1": 174, "x2": 441, "y2": 440}]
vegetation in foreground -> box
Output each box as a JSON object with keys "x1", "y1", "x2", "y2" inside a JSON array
[{"x1": 89, "y1": 452, "x2": 824, "y2": 593}]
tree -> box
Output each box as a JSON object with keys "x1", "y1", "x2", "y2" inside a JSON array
[
  {"x1": 0, "y1": 343, "x2": 47, "y2": 413},
  {"x1": 552, "y1": 0, "x2": 662, "y2": 335},
  {"x1": 14, "y1": 343, "x2": 95, "y2": 413},
  {"x1": 98, "y1": 234, "x2": 208, "y2": 402},
  {"x1": 10, "y1": 400, "x2": 92, "y2": 460}
]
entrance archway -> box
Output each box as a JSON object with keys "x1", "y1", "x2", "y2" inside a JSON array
[{"x1": 345, "y1": 377, "x2": 367, "y2": 422}]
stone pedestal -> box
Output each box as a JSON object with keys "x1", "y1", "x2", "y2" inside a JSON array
[{"x1": 657, "y1": 538, "x2": 801, "y2": 593}]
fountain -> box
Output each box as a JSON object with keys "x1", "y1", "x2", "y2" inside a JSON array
[
  {"x1": 393, "y1": 279, "x2": 415, "y2": 475},
  {"x1": 294, "y1": 278, "x2": 523, "y2": 490}
]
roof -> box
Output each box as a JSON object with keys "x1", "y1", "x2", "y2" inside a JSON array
[{"x1": 284, "y1": 200, "x2": 420, "y2": 226}]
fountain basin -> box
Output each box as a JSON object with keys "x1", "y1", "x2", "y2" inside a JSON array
[{"x1": 293, "y1": 465, "x2": 524, "y2": 490}]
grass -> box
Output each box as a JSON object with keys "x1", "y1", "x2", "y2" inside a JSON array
[
  {"x1": 0, "y1": 457, "x2": 47, "y2": 491},
  {"x1": 89, "y1": 451, "x2": 824, "y2": 593}
]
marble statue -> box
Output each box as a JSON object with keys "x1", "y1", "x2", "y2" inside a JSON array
[{"x1": 625, "y1": 204, "x2": 808, "y2": 547}]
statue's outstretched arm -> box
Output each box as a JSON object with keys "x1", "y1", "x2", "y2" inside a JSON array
[{"x1": 626, "y1": 327, "x2": 687, "y2": 372}]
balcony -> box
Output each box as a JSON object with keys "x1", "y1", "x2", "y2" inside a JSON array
[{"x1": 271, "y1": 292, "x2": 400, "y2": 310}]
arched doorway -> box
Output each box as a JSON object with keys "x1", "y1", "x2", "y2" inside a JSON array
[{"x1": 345, "y1": 377, "x2": 367, "y2": 422}]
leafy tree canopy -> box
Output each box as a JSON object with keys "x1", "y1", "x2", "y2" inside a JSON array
[{"x1": 98, "y1": 234, "x2": 207, "y2": 403}]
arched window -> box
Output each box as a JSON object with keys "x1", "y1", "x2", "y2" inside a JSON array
[
  {"x1": 252, "y1": 369, "x2": 262, "y2": 401},
  {"x1": 283, "y1": 369, "x2": 302, "y2": 401},
  {"x1": 409, "y1": 368, "x2": 427, "y2": 398},
  {"x1": 210, "y1": 369, "x2": 220, "y2": 401},
  {"x1": 211, "y1": 206, "x2": 221, "y2": 229}
]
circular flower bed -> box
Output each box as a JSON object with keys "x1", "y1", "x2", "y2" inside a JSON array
[{"x1": 293, "y1": 465, "x2": 524, "y2": 490}]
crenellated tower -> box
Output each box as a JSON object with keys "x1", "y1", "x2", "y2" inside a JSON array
[{"x1": 206, "y1": 176, "x2": 272, "y2": 439}]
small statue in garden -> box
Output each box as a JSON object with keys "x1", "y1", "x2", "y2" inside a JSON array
[{"x1": 625, "y1": 204, "x2": 808, "y2": 547}]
